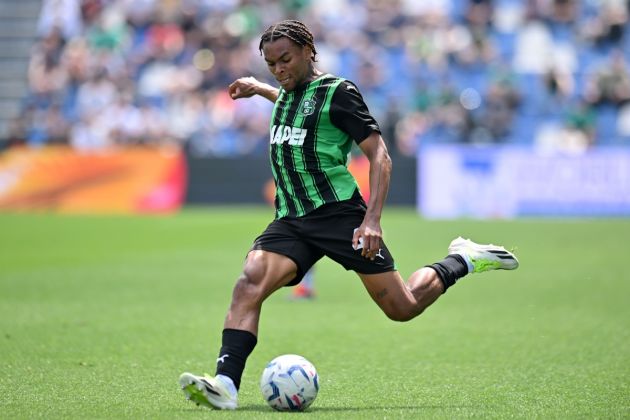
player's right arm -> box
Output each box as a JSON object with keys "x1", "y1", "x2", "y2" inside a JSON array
[{"x1": 228, "y1": 76, "x2": 279, "y2": 103}]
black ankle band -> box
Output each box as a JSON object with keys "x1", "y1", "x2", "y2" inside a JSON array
[{"x1": 426, "y1": 254, "x2": 469, "y2": 293}]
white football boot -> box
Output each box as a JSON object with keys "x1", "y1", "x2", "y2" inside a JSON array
[
  {"x1": 448, "y1": 236, "x2": 519, "y2": 273},
  {"x1": 179, "y1": 372, "x2": 237, "y2": 410}
]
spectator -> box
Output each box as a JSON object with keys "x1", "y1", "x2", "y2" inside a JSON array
[
  {"x1": 584, "y1": 49, "x2": 630, "y2": 108},
  {"x1": 6, "y1": 0, "x2": 630, "y2": 154},
  {"x1": 37, "y1": 0, "x2": 83, "y2": 39}
]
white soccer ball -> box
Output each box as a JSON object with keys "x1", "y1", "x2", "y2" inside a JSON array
[{"x1": 260, "y1": 354, "x2": 319, "y2": 411}]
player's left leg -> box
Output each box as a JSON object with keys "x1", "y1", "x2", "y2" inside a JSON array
[
  {"x1": 358, "y1": 237, "x2": 519, "y2": 321},
  {"x1": 358, "y1": 269, "x2": 444, "y2": 321}
]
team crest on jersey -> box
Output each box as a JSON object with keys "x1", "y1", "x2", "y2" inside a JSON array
[{"x1": 301, "y1": 98, "x2": 316, "y2": 116}]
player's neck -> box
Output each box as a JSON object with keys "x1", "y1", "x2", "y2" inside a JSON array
[
  {"x1": 304, "y1": 67, "x2": 323, "y2": 84},
  {"x1": 292, "y1": 68, "x2": 324, "y2": 92}
]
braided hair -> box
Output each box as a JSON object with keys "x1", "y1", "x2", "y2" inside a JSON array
[{"x1": 259, "y1": 20, "x2": 317, "y2": 62}]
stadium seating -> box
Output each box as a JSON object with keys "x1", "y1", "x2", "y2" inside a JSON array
[
  {"x1": 1, "y1": 0, "x2": 628, "y2": 153},
  {"x1": 0, "y1": 0, "x2": 41, "y2": 141}
]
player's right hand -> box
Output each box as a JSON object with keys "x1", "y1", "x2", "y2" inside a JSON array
[{"x1": 228, "y1": 77, "x2": 260, "y2": 99}]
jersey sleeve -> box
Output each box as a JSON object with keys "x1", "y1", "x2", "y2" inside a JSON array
[{"x1": 329, "y1": 80, "x2": 381, "y2": 144}]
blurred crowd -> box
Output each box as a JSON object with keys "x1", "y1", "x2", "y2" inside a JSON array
[{"x1": 5, "y1": 0, "x2": 630, "y2": 156}]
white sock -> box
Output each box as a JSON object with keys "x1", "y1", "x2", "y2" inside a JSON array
[
  {"x1": 459, "y1": 253, "x2": 474, "y2": 274},
  {"x1": 216, "y1": 374, "x2": 238, "y2": 397},
  {"x1": 302, "y1": 267, "x2": 315, "y2": 288}
]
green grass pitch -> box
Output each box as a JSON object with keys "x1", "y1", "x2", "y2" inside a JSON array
[{"x1": 1, "y1": 207, "x2": 628, "y2": 418}]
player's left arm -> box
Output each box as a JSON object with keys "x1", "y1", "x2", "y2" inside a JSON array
[
  {"x1": 353, "y1": 132, "x2": 392, "y2": 260},
  {"x1": 329, "y1": 80, "x2": 391, "y2": 260}
]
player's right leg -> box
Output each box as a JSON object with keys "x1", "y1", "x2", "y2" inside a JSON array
[
  {"x1": 179, "y1": 372, "x2": 238, "y2": 410},
  {"x1": 180, "y1": 250, "x2": 299, "y2": 410},
  {"x1": 224, "y1": 250, "x2": 299, "y2": 335}
]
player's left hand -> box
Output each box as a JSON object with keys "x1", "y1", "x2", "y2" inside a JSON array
[{"x1": 352, "y1": 222, "x2": 383, "y2": 260}]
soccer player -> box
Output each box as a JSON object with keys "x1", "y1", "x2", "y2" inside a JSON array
[
  {"x1": 179, "y1": 20, "x2": 519, "y2": 410},
  {"x1": 290, "y1": 266, "x2": 315, "y2": 299}
]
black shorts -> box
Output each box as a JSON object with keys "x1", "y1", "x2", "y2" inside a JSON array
[{"x1": 251, "y1": 198, "x2": 396, "y2": 286}]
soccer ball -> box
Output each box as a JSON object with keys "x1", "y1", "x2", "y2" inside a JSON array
[{"x1": 260, "y1": 354, "x2": 319, "y2": 411}]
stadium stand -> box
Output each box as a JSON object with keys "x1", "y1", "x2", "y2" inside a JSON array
[
  {"x1": 1, "y1": 0, "x2": 629, "y2": 154},
  {"x1": 0, "y1": 0, "x2": 41, "y2": 143}
]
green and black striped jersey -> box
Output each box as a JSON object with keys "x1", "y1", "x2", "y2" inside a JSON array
[{"x1": 269, "y1": 73, "x2": 381, "y2": 219}]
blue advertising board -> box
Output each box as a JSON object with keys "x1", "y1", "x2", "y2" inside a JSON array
[{"x1": 418, "y1": 145, "x2": 630, "y2": 218}]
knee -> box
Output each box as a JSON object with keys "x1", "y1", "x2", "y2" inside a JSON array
[
  {"x1": 232, "y1": 268, "x2": 266, "y2": 304},
  {"x1": 383, "y1": 305, "x2": 419, "y2": 323}
]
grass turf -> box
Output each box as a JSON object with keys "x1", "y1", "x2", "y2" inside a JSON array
[{"x1": 0, "y1": 207, "x2": 628, "y2": 418}]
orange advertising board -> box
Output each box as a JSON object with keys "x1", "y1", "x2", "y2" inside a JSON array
[{"x1": 0, "y1": 146, "x2": 186, "y2": 213}]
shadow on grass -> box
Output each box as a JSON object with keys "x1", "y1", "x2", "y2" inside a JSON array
[
  {"x1": 235, "y1": 403, "x2": 477, "y2": 413},
  {"x1": 175, "y1": 402, "x2": 479, "y2": 415}
]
